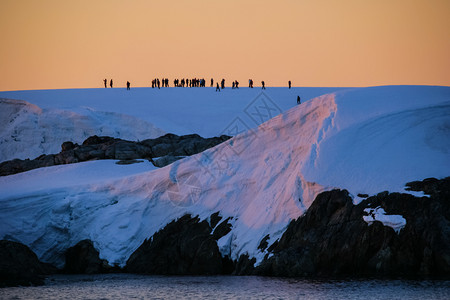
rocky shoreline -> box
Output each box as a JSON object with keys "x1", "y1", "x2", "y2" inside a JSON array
[{"x1": 1, "y1": 177, "x2": 448, "y2": 287}]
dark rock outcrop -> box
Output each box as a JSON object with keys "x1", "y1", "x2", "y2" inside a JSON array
[
  {"x1": 0, "y1": 133, "x2": 231, "y2": 176},
  {"x1": 64, "y1": 239, "x2": 118, "y2": 274},
  {"x1": 257, "y1": 234, "x2": 270, "y2": 251},
  {"x1": 212, "y1": 217, "x2": 233, "y2": 240},
  {"x1": 0, "y1": 240, "x2": 57, "y2": 287},
  {"x1": 209, "y1": 211, "x2": 222, "y2": 228},
  {"x1": 233, "y1": 254, "x2": 257, "y2": 275},
  {"x1": 126, "y1": 214, "x2": 232, "y2": 275},
  {"x1": 256, "y1": 177, "x2": 450, "y2": 278}
]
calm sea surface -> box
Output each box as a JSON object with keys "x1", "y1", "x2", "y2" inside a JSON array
[{"x1": 1, "y1": 274, "x2": 449, "y2": 300}]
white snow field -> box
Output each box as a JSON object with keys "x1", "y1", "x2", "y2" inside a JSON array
[
  {"x1": 0, "y1": 85, "x2": 449, "y2": 268},
  {"x1": 0, "y1": 87, "x2": 340, "y2": 162}
]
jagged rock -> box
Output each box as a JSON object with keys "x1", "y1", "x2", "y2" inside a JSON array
[
  {"x1": 82, "y1": 135, "x2": 115, "y2": 145},
  {"x1": 0, "y1": 133, "x2": 231, "y2": 176},
  {"x1": 212, "y1": 217, "x2": 232, "y2": 240},
  {"x1": 210, "y1": 211, "x2": 222, "y2": 228},
  {"x1": 256, "y1": 177, "x2": 450, "y2": 278},
  {"x1": 141, "y1": 133, "x2": 230, "y2": 157},
  {"x1": 61, "y1": 141, "x2": 77, "y2": 152},
  {"x1": 405, "y1": 177, "x2": 441, "y2": 195},
  {"x1": 126, "y1": 214, "x2": 226, "y2": 275},
  {"x1": 151, "y1": 143, "x2": 176, "y2": 157},
  {"x1": 0, "y1": 240, "x2": 57, "y2": 287},
  {"x1": 64, "y1": 239, "x2": 113, "y2": 274},
  {"x1": 109, "y1": 140, "x2": 152, "y2": 160},
  {"x1": 258, "y1": 234, "x2": 270, "y2": 251}
]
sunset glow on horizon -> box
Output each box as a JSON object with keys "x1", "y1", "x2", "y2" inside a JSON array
[{"x1": 1, "y1": 0, "x2": 449, "y2": 91}]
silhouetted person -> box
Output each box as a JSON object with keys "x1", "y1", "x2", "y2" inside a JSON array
[
  {"x1": 261, "y1": 81, "x2": 265, "y2": 89},
  {"x1": 216, "y1": 83, "x2": 220, "y2": 92},
  {"x1": 211, "y1": 78, "x2": 214, "y2": 87},
  {"x1": 289, "y1": 81, "x2": 291, "y2": 89},
  {"x1": 127, "y1": 81, "x2": 130, "y2": 90},
  {"x1": 221, "y1": 79, "x2": 225, "y2": 89},
  {"x1": 103, "y1": 79, "x2": 107, "y2": 88},
  {"x1": 235, "y1": 80, "x2": 239, "y2": 88},
  {"x1": 110, "y1": 79, "x2": 113, "y2": 88},
  {"x1": 297, "y1": 95, "x2": 301, "y2": 104},
  {"x1": 232, "y1": 81, "x2": 235, "y2": 89}
]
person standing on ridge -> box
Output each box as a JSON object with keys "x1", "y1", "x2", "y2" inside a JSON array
[
  {"x1": 297, "y1": 95, "x2": 301, "y2": 105},
  {"x1": 110, "y1": 79, "x2": 113, "y2": 88},
  {"x1": 289, "y1": 80, "x2": 291, "y2": 89},
  {"x1": 216, "y1": 83, "x2": 220, "y2": 92},
  {"x1": 261, "y1": 81, "x2": 265, "y2": 89},
  {"x1": 127, "y1": 81, "x2": 131, "y2": 90},
  {"x1": 103, "y1": 79, "x2": 107, "y2": 88},
  {"x1": 211, "y1": 78, "x2": 214, "y2": 87}
]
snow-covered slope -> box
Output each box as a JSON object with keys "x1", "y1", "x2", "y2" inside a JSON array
[
  {"x1": 302, "y1": 86, "x2": 450, "y2": 199},
  {"x1": 0, "y1": 98, "x2": 166, "y2": 162},
  {"x1": 0, "y1": 86, "x2": 449, "y2": 269},
  {"x1": 0, "y1": 87, "x2": 341, "y2": 162}
]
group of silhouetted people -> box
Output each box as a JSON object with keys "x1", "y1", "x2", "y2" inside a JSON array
[
  {"x1": 102, "y1": 78, "x2": 301, "y2": 105},
  {"x1": 149, "y1": 78, "x2": 210, "y2": 88},
  {"x1": 103, "y1": 78, "x2": 297, "y2": 91}
]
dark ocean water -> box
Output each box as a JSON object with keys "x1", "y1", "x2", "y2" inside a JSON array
[{"x1": 1, "y1": 274, "x2": 449, "y2": 299}]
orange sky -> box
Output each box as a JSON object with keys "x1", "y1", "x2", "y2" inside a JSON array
[{"x1": 1, "y1": 0, "x2": 449, "y2": 91}]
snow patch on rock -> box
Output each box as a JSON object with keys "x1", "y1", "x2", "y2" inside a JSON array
[{"x1": 363, "y1": 207, "x2": 406, "y2": 234}]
